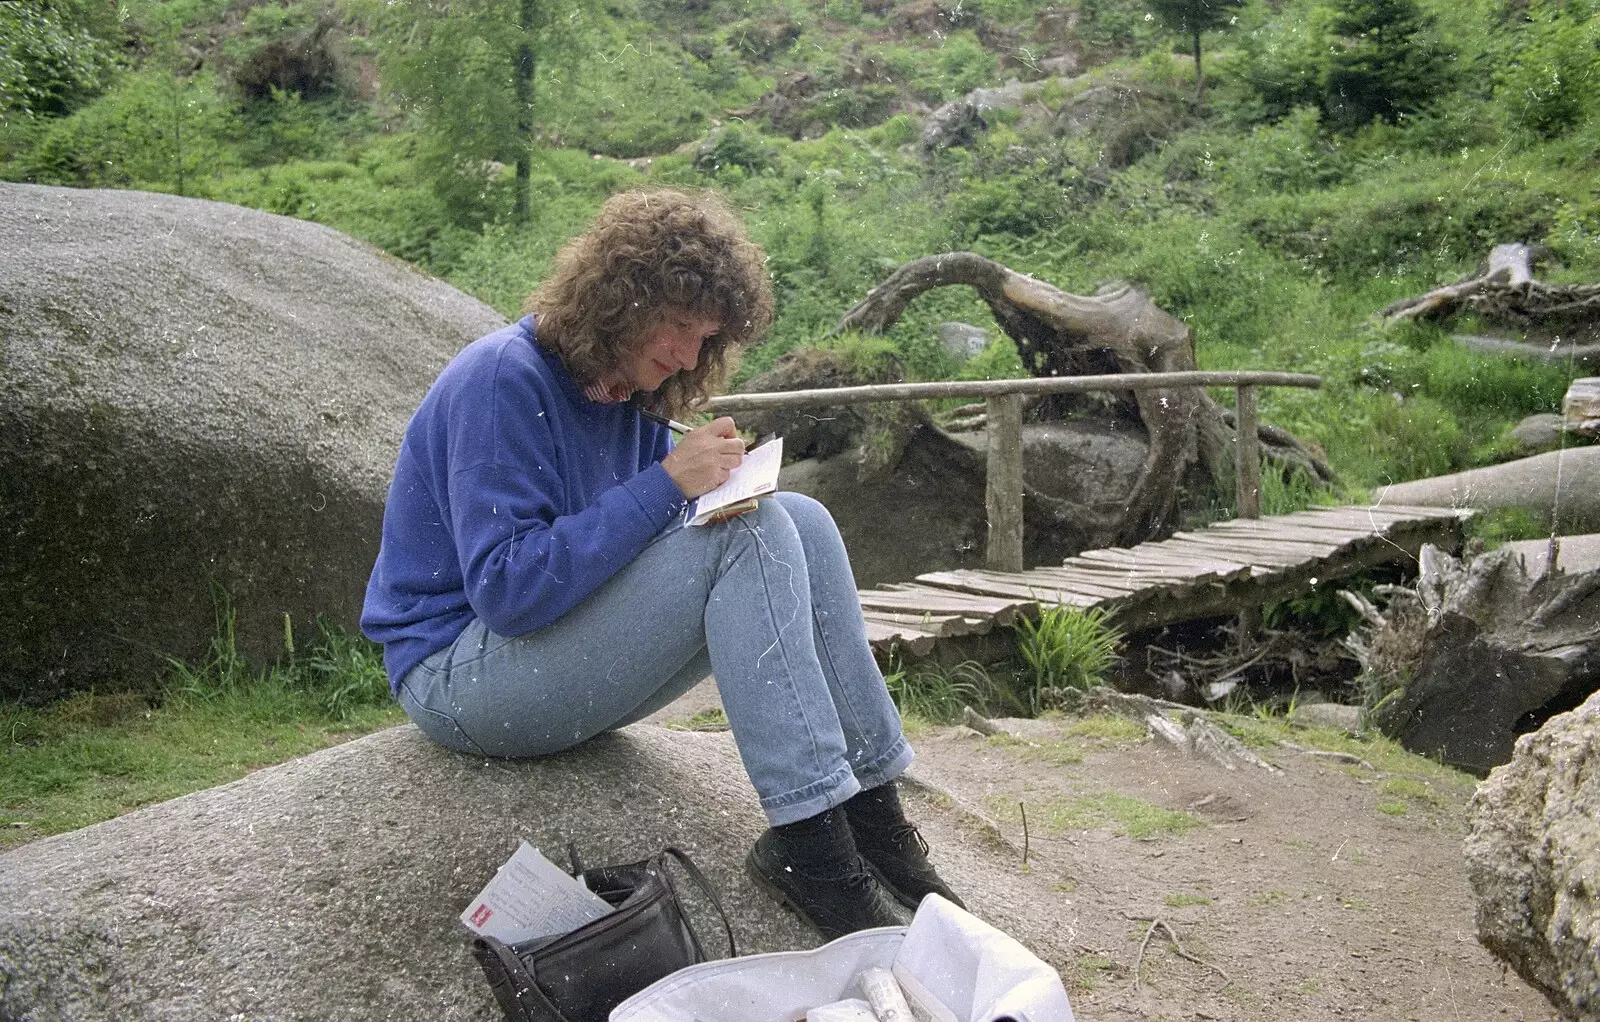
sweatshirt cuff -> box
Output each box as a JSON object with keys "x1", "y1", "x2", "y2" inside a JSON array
[{"x1": 624, "y1": 462, "x2": 690, "y2": 529}]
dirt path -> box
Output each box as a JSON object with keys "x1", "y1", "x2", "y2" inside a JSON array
[
  {"x1": 655, "y1": 685, "x2": 1555, "y2": 1021},
  {"x1": 905, "y1": 715, "x2": 1556, "y2": 1022}
]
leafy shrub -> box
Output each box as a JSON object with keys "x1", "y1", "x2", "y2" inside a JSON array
[
  {"x1": 805, "y1": 84, "x2": 898, "y2": 129},
  {"x1": 17, "y1": 69, "x2": 236, "y2": 190},
  {"x1": 1013, "y1": 606, "x2": 1122, "y2": 715},
  {"x1": 1494, "y1": 0, "x2": 1600, "y2": 138},
  {"x1": 1366, "y1": 391, "x2": 1466, "y2": 480},
  {"x1": 695, "y1": 123, "x2": 778, "y2": 175},
  {"x1": 1223, "y1": 3, "x2": 1331, "y2": 122},
  {"x1": 1, "y1": 0, "x2": 121, "y2": 121},
  {"x1": 1219, "y1": 106, "x2": 1351, "y2": 192},
  {"x1": 877, "y1": 31, "x2": 998, "y2": 103},
  {"x1": 1420, "y1": 345, "x2": 1573, "y2": 417},
  {"x1": 866, "y1": 112, "x2": 919, "y2": 147},
  {"x1": 1240, "y1": 169, "x2": 1561, "y2": 281}
]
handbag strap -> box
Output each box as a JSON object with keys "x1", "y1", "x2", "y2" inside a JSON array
[
  {"x1": 659, "y1": 845, "x2": 737, "y2": 959},
  {"x1": 475, "y1": 934, "x2": 572, "y2": 1022}
]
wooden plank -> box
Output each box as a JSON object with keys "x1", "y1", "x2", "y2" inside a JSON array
[
  {"x1": 1301, "y1": 504, "x2": 1462, "y2": 523},
  {"x1": 1147, "y1": 541, "x2": 1307, "y2": 567},
  {"x1": 1167, "y1": 533, "x2": 1344, "y2": 556},
  {"x1": 1017, "y1": 568, "x2": 1163, "y2": 593},
  {"x1": 1063, "y1": 558, "x2": 1253, "y2": 581},
  {"x1": 1027, "y1": 565, "x2": 1219, "y2": 591},
  {"x1": 860, "y1": 587, "x2": 1036, "y2": 624},
  {"x1": 862, "y1": 620, "x2": 937, "y2": 656},
  {"x1": 1072, "y1": 549, "x2": 1254, "y2": 573},
  {"x1": 1172, "y1": 526, "x2": 1345, "y2": 548},
  {"x1": 858, "y1": 609, "x2": 990, "y2": 637},
  {"x1": 913, "y1": 571, "x2": 1104, "y2": 607},
  {"x1": 701, "y1": 370, "x2": 1323, "y2": 414},
  {"x1": 966, "y1": 566, "x2": 1150, "y2": 594},
  {"x1": 1201, "y1": 519, "x2": 1383, "y2": 541}
]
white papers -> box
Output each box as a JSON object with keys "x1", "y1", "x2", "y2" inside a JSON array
[
  {"x1": 460, "y1": 842, "x2": 612, "y2": 944},
  {"x1": 689, "y1": 437, "x2": 783, "y2": 526}
]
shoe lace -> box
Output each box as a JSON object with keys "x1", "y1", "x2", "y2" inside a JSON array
[{"x1": 889, "y1": 823, "x2": 930, "y2": 856}]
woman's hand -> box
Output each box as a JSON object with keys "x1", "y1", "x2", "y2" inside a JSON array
[{"x1": 662, "y1": 417, "x2": 746, "y2": 499}]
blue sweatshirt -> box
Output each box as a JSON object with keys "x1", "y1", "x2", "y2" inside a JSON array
[{"x1": 361, "y1": 316, "x2": 687, "y2": 690}]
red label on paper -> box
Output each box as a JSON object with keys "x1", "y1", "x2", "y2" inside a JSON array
[{"x1": 470, "y1": 904, "x2": 493, "y2": 927}]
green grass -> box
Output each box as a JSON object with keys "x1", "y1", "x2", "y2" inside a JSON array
[
  {"x1": 884, "y1": 657, "x2": 988, "y2": 724},
  {"x1": 667, "y1": 708, "x2": 729, "y2": 732},
  {"x1": 0, "y1": 617, "x2": 404, "y2": 850},
  {"x1": 1164, "y1": 892, "x2": 1214, "y2": 907},
  {"x1": 1213, "y1": 712, "x2": 1478, "y2": 795}
]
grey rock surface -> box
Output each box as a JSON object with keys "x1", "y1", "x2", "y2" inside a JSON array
[
  {"x1": 0, "y1": 183, "x2": 507, "y2": 701},
  {"x1": 0, "y1": 724, "x2": 1034, "y2": 1022},
  {"x1": 1464, "y1": 689, "x2": 1600, "y2": 1021},
  {"x1": 779, "y1": 419, "x2": 1146, "y2": 588},
  {"x1": 1509, "y1": 412, "x2": 1567, "y2": 453}
]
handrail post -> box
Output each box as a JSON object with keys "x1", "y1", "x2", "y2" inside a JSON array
[
  {"x1": 986, "y1": 393, "x2": 1024, "y2": 573},
  {"x1": 1234, "y1": 384, "x2": 1261, "y2": 520},
  {"x1": 1234, "y1": 384, "x2": 1262, "y2": 643}
]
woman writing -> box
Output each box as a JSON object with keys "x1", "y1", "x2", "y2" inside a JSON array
[{"x1": 362, "y1": 188, "x2": 962, "y2": 940}]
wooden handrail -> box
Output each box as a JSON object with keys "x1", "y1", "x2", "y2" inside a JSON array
[
  {"x1": 703, "y1": 370, "x2": 1322, "y2": 572},
  {"x1": 701, "y1": 370, "x2": 1320, "y2": 413}
]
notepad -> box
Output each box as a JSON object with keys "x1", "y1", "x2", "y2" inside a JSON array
[{"x1": 689, "y1": 437, "x2": 783, "y2": 526}]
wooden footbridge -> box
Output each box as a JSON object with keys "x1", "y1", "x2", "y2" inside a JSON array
[
  {"x1": 706, "y1": 368, "x2": 1471, "y2": 657},
  {"x1": 849, "y1": 502, "x2": 1469, "y2": 655}
]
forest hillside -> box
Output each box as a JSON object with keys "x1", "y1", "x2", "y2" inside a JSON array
[{"x1": 4, "y1": 0, "x2": 1598, "y2": 508}]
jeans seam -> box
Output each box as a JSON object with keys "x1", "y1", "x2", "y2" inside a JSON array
[
  {"x1": 740, "y1": 511, "x2": 830, "y2": 784},
  {"x1": 398, "y1": 674, "x2": 487, "y2": 758},
  {"x1": 811, "y1": 602, "x2": 875, "y2": 750}
]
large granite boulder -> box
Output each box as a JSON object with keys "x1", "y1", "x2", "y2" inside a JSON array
[
  {"x1": 0, "y1": 183, "x2": 507, "y2": 702},
  {"x1": 0, "y1": 724, "x2": 1018, "y2": 1022},
  {"x1": 1464, "y1": 689, "x2": 1600, "y2": 1021}
]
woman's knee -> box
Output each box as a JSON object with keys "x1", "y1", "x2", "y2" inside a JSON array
[{"x1": 771, "y1": 491, "x2": 838, "y2": 535}]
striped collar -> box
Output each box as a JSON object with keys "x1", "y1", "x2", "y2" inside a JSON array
[{"x1": 583, "y1": 379, "x2": 634, "y2": 404}]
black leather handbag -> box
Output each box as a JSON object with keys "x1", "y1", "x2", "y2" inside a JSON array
[{"x1": 470, "y1": 846, "x2": 735, "y2": 1022}]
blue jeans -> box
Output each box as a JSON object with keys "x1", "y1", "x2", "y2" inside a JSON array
[{"x1": 397, "y1": 491, "x2": 913, "y2": 826}]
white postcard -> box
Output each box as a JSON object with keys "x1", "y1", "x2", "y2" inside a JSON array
[
  {"x1": 460, "y1": 842, "x2": 613, "y2": 944},
  {"x1": 689, "y1": 436, "x2": 783, "y2": 526}
]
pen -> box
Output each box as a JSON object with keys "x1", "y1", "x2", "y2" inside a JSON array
[
  {"x1": 639, "y1": 407, "x2": 758, "y2": 451},
  {"x1": 637, "y1": 407, "x2": 695, "y2": 434}
]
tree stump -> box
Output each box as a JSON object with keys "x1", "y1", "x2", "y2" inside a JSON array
[
  {"x1": 1343, "y1": 544, "x2": 1600, "y2": 773},
  {"x1": 1382, "y1": 242, "x2": 1600, "y2": 344}
]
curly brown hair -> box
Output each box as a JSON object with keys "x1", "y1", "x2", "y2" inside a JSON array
[{"x1": 526, "y1": 188, "x2": 775, "y2": 415}]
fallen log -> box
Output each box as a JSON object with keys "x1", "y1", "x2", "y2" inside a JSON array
[
  {"x1": 1451, "y1": 334, "x2": 1600, "y2": 371},
  {"x1": 1342, "y1": 544, "x2": 1600, "y2": 773}
]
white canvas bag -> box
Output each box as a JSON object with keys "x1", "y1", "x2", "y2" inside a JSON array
[{"x1": 610, "y1": 895, "x2": 1073, "y2": 1022}]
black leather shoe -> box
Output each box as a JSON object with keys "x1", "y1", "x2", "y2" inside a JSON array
[
  {"x1": 854, "y1": 823, "x2": 966, "y2": 911},
  {"x1": 746, "y1": 830, "x2": 908, "y2": 941}
]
